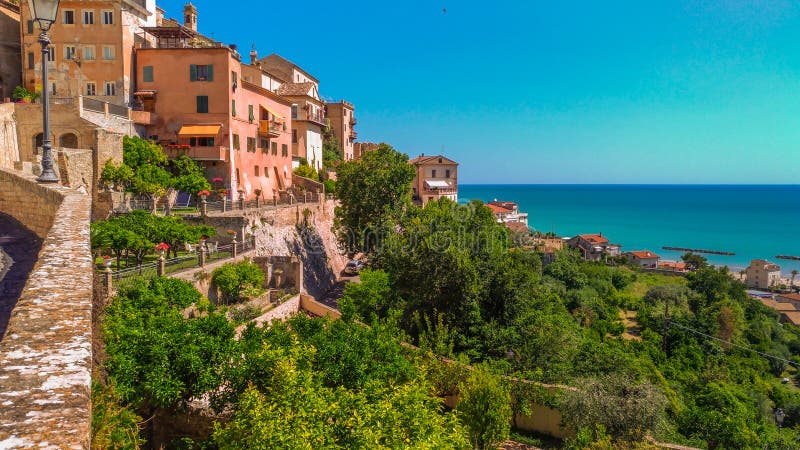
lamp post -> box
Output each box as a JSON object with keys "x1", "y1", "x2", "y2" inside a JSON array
[{"x1": 27, "y1": 0, "x2": 61, "y2": 183}]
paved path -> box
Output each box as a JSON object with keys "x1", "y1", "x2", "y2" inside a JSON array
[
  {"x1": 0, "y1": 212, "x2": 42, "y2": 339},
  {"x1": 318, "y1": 274, "x2": 359, "y2": 309}
]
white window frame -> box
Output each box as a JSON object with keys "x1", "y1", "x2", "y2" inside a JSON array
[
  {"x1": 102, "y1": 10, "x2": 113, "y2": 25},
  {"x1": 102, "y1": 46, "x2": 115, "y2": 61},
  {"x1": 83, "y1": 46, "x2": 95, "y2": 61},
  {"x1": 64, "y1": 45, "x2": 76, "y2": 60},
  {"x1": 62, "y1": 9, "x2": 75, "y2": 25},
  {"x1": 82, "y1": 10, "x2": 94, "y2": 25},
  {"x1": 104, "y1": 81, "x2": 115, "y2": 96},
  {"x1": 45, "y1": 46, "x2": 55, "y2": 62},
  {"x1": 86, "y1": 82, "x2": 96, "y2": 96}
]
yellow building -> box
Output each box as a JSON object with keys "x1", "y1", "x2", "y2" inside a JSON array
[
  {"x1": 19, "y1": 0, "x2": 158, "y2": 105},
  {"x1": 408, "y1": 154, "x2": 458, "y2": 206}
]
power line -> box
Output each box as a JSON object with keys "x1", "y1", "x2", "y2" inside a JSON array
[{"x1": 668, "y1": 321, "x2": 800, "y2": 368}]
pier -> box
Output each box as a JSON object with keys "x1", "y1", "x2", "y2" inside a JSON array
[{"x1": 662, "y1": 246, "x2": 735, "y2": 256}]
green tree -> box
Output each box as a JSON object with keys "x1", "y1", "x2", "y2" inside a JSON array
[
  {"x1": 681, "y1": 252, "x2": 708, "y2": 271},
  {"x1": 455, "y1": 365, "x2": 512, "y2": 450},
  {"x1": 334, "y1": 143, "x2": 416, "y2": 256},
  {"x1": 339, "y1": 269, "x2": 392, "y2": 323},
  {"x1": 91, "y1": 381, "x2": 143, "y2": 450},
  {"x1": 211, "y1": 260, "x2": 265, "y2": 303},
  {"x1": 322, "y1": 134, "x2": 343, "y2": 169}
]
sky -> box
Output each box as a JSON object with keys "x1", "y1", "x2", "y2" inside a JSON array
[{"x1": 159, "y1": 0, "x2": 800, "y2": 184}]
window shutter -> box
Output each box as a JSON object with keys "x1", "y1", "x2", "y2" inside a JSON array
[
  {"x1": 27, "y1": 20, "x2": 33, "y2": 34},
  {"x1": 206, "y1": 64, "x2": 213, "y2": 81},
  {"x1": 231, "y1": 99, "x2": 236, "y2": 117},
  {"x1": 197, "y1": 95, "x2": 208, "y2": 113},
  {"x1": 248, "y1": 105, "x2": 254, "y2": 122},
  {"x1": 190, "y1": 64, "x2": 197, "y2": 81},
  {"x1": 143, "y1": 66, "x2": 153, "y2": 82}
]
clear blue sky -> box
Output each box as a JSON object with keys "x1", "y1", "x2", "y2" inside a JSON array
[{"x1": 160, "y1": 0, "x2": 800, "y2": 184}]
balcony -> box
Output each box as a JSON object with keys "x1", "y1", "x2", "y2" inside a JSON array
[
  {"x1": 422, "y1": 187, "x2": 458, "y2": 196},
  {"x1": 259, "y1": 120, "x2": 282, "y2": 138},
  {"x1": 350, "y1": 117, "x2": 357, "y2": 126},
  {"x1": 298, "y1": 111, "x2": 327, "y2": 127},
  {"x1": 165, "y1": 144, "x2": 228, "y2": 161},
  {"x1": 350, "y1": 130, "x2": 358, "y2": 139},
  {"x1": 131, "y1": 110, "x2": 157, "y2": 126}
]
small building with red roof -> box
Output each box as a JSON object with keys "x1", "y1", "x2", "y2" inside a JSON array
[
  {"x1": 658, "y1": 260, "x2": 687, "y2": 273},
  {"x1": 566, "y1": 233, "x2": 621, "y2": 261},
  {"x1": 625, "y1": 250, "x2": 660, "y2": 269}
]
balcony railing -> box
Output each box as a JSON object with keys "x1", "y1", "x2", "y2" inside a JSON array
[
  {"x1": 299, "y1": 111, "x2": 327, "y2": 126},
  {"x1": 259, "y1": 120, "x2": 282, "y2": 138},
  {"x1": 165, "y1": 145, "x2": 228, "y2": 161},
  {"x1": 422, "y1": 187, "x2": 458, "y2": 195}
]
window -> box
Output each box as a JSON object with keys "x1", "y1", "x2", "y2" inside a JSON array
[
  {"x1": 64, "y1": 45, "x2": 76, "y2": 60},
  {"x1": 83, "y1": 46, "x2": 95, "y2": 61},
  {"x1": 83, "y1": 10, "x2": 94, "y2": 25},
  {"x1": 190, "y1": 64, "x2": 213, "y2": 81},
  {"x1": 231, "y1": 99, "x2": 236, "y2": 117},
  {"x1": 102, "y1": 46, "x2": 115, "y2": 60},
  {"x1": 254, "y1": 166, "x2": 260, "y2": 176},
  {"x1": 45, "y1": 46, "x2": 55, "y2": 62},
  {"x1": 232, "y1": 134, "x2": 240, "y2": 150},
  {"x1": 432, "y1": 169, "x2": 437, "y2": 177},
  {"x1": 142, "y1": 65, "x2": 153, "y2": 82},
  {"x1": 281, "y1": 144, "x2": 288, "y2": 157},
  {"x1": 264, "y1": 167, "x2": 269, "y2": 177},
  {"x1": 248, "y1": 104, "x2": 254, "y2": 123},
  {"x1": 63, "y1": 10, "x2": 75, "y2": 24},
  {"x1": 292, "y1": 129, "x2": 297, "y2": 143},
  {"x1": 196, "y1": 95, "x2": 209, "y2": 113},
  {"x1": 86, "y1": 82, "x2": 96, "y2": 96},
  {"x1": 247, "y1": 137, "x2": 256, "y2": 152},
  {"x1": 27, "y1": 52, "x2": 34, "y2": 69},
  {"x1": 102, "y1": 10, "x2": 113, "y2": 25},
  {"x1": 271, "y1": 142, "x2": 277, "y2": 156},
  {"x1": 189, "y1": 137, "x2": 214, "y2": 147},
  {"x1": 260, "y1": 139, "x2": 269, "y2": 151},
  {"x1": 291, "y1": 104, "x2": 298, "y2": 119},
  {"x1": 104, "y1": 81, "x2": 115, "y2": 96},
  {"x1": 445, "y1": 169, "x2": 451, "y2": 178},
  {"x1": 27, "y1": 20, "x2": 33, "y2": 34},
  {"x1": 231, "y1": 70, "x2": 238, "y2": 88}
]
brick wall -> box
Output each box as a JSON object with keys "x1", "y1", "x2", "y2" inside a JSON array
[{"x1": 0, "y1": 168, "x2": 93, "y2": 448}]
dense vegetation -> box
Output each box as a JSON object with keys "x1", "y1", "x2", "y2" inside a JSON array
[{"x1": 335, "y1": 146, "x2": 800, "y2": 448}]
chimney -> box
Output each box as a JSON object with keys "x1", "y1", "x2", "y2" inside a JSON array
[
  {"x1": 183, "y1": 2, "x2": 197, "y2": 32},
  {"x1": 250, "y1": 45, "x2": 258, "y2": 65}
]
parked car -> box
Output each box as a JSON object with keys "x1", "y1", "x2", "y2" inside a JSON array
[{"x1": 344, "y1": 260, "x2": 365, "y2": 275}]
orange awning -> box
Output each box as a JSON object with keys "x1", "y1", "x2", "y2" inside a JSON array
[{"x1": 178, "y1": 124, "x2": 221, "y2": 137}]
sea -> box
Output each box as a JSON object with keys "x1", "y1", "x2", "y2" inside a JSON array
[{"x1": 458, "y1": 185, "x2": 800, "y2": 276}]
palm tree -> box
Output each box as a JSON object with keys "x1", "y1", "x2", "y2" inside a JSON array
[{"x1": 791, "y1": 270, "x2": 798, "y2": 290}]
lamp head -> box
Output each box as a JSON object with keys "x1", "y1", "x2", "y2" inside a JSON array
[{"x1": 27, "y1": 0, "x2": 61, "y2": 32}]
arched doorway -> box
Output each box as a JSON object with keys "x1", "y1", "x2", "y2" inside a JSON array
[
  {"x1": 59, "y1": 133, "x2": 78, "y2": 148},
  {"x1": 33, "y1": 133, "x2": 43, "y2": 155}
]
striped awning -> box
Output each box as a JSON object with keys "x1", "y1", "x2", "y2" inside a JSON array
[{"x1": 178, "y1": 124, "x2": 221, "y2": 137}]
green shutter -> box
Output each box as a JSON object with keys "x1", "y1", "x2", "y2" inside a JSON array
[
  {"x1": 143, "y1": 66, "x2": 153, "y2": 82},
  {"x1": 248, "y1": 104, "x2": 254, "y2": 122},
  {"x1": 231, "y1": 99, "x2": 236, "y2": 117},
  {"x1": 197, "y1": 95, "x2": 208, "y2": 113},
  {"x1": 27, "y1": 52, "x2": 34, "y2": 70},
  {"x1": 206, "y1": 64, "x2": 213, "y2": 81},
  {"x1": 27, "y1": 20, "x2": 33, "y2": 34},
  {"x1": 190, "y1": 64, "x2": 197, "y2": 81}
]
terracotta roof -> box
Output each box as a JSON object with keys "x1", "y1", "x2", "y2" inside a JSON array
[
  {"x1": 658, "y1": 261, "x2": 687, "y2": 271},
  {"x1": 578, "y1": 233, "x2": 609, "y2": 245},
  {"x1": 771, "y1": 301, "x2": 797, "y2": 312},
  {"x1": 276, "y1": 82, "x2": 316, "y2": 97},
  {"x1": 489, "y1": 200, "x2": 518, "y2": 210},
  {"x1": 781, "y1": 311, "x2": 800, "y2": 326},
  {"x1": 257, "y1": 53, "x2": 319, "y2": 83},
  {"x1": 628, "y1": 250, "x2": 660, "y2": 259},
  {"x1": 408, "y1": 154, "x2": 459, "y2": 166},
  {"x1": 486, "y1": 204, "x2": 512, "y2": 214},
  {"x1": 777, "y1": 293, "x2": 800, "y2": 302},
  {"x1": 505, "y1": 222, "x2": 529, "y2": 234},
  {"x1": 760, "y1": 298, "x2": 779, "y2": 309}
]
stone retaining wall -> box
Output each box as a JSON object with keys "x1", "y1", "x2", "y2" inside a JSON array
[{"x1": 0, "y1": 168, "x2": 93, "y2": 449}]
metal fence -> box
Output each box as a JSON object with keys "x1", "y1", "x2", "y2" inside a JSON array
[
  {"x1": 122, "y1": 192, "x2": 322, "y2": 216},
  {"x1": 82, "y1": 97, "x2": 105, "y2": 114},
  {"x1": 107, "y1": 238, "x2": 256, "y2": 290}
]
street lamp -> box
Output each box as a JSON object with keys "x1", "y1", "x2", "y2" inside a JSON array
[
  {"x1": 27, "y1": 0, "x2": 61, "y2": 183},
  {"x1": 775, "y1": 408, "x2": 786, "y2": 428}
]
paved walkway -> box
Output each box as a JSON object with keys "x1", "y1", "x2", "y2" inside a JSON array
[{"x1": 0, "y1": 212, "x2": 42, "y2": 339}]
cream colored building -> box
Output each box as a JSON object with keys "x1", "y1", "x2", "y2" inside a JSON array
[
  {"x1": 745, "y1": 259, "x2": 782, "y2": 289},
  {"x1": 408, "y1": 154, "x2": 458, "y2": 206},
  {"x1": 20, "y1": 0, "x2": 158, "y2": 106}
]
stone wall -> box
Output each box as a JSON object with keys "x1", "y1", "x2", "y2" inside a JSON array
[
  {"x1": 0, "y1": 103, "x2": 19, "y2": 169},
  {"x1": 0, "y1": 168, "x2": 93, "y2": 449},
  {"x1": 0, "y1": 1, "x2": 20, "y2": 102}
]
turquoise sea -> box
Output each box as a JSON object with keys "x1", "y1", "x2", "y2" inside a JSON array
[{"x1": 459, "y1": 185, "x2": 800, "y2": 276}]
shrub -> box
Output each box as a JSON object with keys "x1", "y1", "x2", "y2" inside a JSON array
[
  {"x1": 148, "y1": 277, "x2": 203, "y2": 309},
  {"x1": 456, "y1": 365, "x2": 512, "y2": 450},
  {"x1": 212, "y1": 260, "x2": 265, "y2": 303}
]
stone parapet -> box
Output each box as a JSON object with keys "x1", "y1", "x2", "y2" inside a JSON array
[{"x1": 0, "y1": 168, "x2": 93, "y2": 449}]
